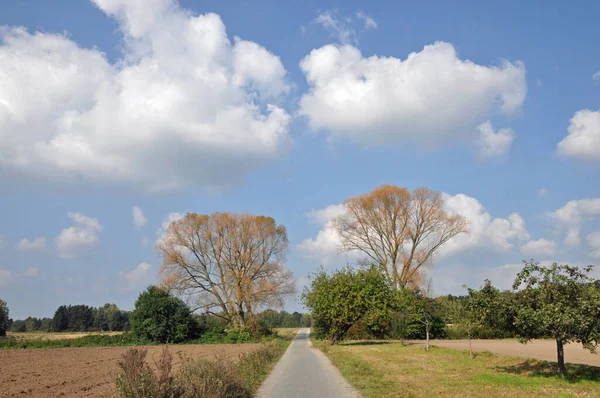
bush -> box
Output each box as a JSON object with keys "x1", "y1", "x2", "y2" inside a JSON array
[
  {"x1": 0, "y1": 299, "x2": 8, "y2": 337},
  {"x1": 130, "y1": 286, "x2": 198, "y2": 343}
]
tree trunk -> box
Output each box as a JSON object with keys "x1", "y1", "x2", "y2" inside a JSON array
[
  {"x1": 556, "y1": 338, "x2": 566, "y2": 377},
  {"x1": 239, "y1": 310, "x2": 246, "y2": 328},
  {"x1": 425, "y1": 320, "x2": 430, "y2": 352},
  {"x1": 468, "y1": 332, "x2": 473, "y2": 360}
]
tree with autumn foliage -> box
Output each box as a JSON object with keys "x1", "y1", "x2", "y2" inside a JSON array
[
  {"x1": 333, "y1": 185, "x2": 468, "y2": 288},
  {"x1": 157, "y1": 212, "x2": 295, "y2": 327}
]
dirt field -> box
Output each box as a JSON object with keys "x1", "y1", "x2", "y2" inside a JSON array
[
  {"x1": 411, "y1": 339, "x2": 600, "y2": 366},
  {"x1": 0, "y1": 344, "x2": 263, "y2": 397}
]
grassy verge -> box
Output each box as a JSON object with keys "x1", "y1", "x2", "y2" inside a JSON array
[
  {"x1": 115, "y1": 338, "x2": 290, "y2": 397},
  {"x1": 316, "y1": 341, "x2": 600, "y2": 397},
  {"x1": 0, "y1": 328, "x2": 298, "y2": 350}
]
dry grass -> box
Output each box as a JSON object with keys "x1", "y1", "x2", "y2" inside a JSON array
[
  {"x1": 115, "y1": 341, "x2": 287, "y2": 398},
  {"x1": 321, "y1": 342, "x2": 600, "y2": 398},
  {"x1": 273, "y1": 328, "x2": 300, "y2": 340},
  {"x1": 5, "y1": 331, "x2": 124, "y2": 341}
]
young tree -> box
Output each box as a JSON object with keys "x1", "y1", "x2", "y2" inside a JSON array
[
  {"x1": 0, "y1": 299, "x2": 8, "y2": 337},
  {"x1": 301, "y1": 265, "x2": 395, "y2": 344},
  {"x1": 158, "y1": 212, "x2": 296, "y2": 327},
  {"x1": 130, "y1": 286, "x2": 198, "y2": 343},
  {"x1": 333, "y1": 185, "x2": 468, "y2": 288},
  {"x1": 512, "y1": 262, "x2": 600, "y2": 377}
]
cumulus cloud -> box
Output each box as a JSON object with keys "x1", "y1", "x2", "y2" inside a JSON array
[
  {"x1": 520, "y1": 238, "x2": 556, "y2": 258},
  {"x1": 477, "y1": 121, "x2": 515, "y2": 159},
  {"x1": 537, "y1": 188, "x2": 548, "y2": 197},
  {"x1": 119, "y1": 262, "x2": 153, "y2": 289},
  {"x1": 16, "y1": 237, "x2": 46, "y2": 252},
  {"x1": 0, "y1": 0, "x2": 291, "y2": 192},
  {"x1": 299, "y1": 42, "x2": 526, "y2": 147},
  {"x1": 132, "y1": 205, "x2": 148, "y2": 229},
  {"x1": 548, "y1": 198, "x2": 600, "y2": 246},
  {"x1": 55, "y1": 212, "x2": 103, "y2": 258},
  {"x1": 25, "y1": 267, "x2": 39, "y2": 277},
  {"x1": 557, "y1": 110, "x2": 600, "y2": 162},
  {"x1": 593, "y1": 71, "x2": 600, "y2": 82},
  {"x1": 297, "y1": 192, "x2": 530, "y2": 266},
  {"x1": 0, "y1": 269, "x2": 11, "y2": 286},
  {"x1": 587, "y1": 231, "x2": 600, "y2": 258}
]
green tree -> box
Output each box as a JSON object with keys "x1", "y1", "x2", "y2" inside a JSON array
[
  {"x1": 301, "y1": 265, "x2": 395, "y2": 344},
  {"x1": 52, "y1": 305, "x2": 69, "y2": 332},
  {"x1": 0, "y1": 299, "x2": 8, "y2": 336},
  {"x1": 130, "y1": 286, "x2": 198, "y2": 343},
  {"x1": 11, "y1": 319, "x2": 27, "y2": 332},
  {"x1": 512, "y1": 261, "x2": 600, "y2": 376}
]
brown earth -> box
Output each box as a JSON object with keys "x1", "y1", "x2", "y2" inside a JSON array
[
  {"x1": 0, "y1": 344, "x2": 263, "y2": 397},
  {"x1": 411, "y1": 339, "x2": 600, "y2": 366}
]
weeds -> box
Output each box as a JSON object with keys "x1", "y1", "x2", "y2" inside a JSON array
[{"x1": 115, "y1": 341, "x2": 287, "y2": 398}]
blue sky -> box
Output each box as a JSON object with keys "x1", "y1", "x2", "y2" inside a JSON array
[{"x1": 1, "y1": 0, "x2": 599, "y2": 319}]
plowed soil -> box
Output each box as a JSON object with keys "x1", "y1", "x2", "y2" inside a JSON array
[{"x1": 0, "y1": 344, "x2": 262, "y2": 397}]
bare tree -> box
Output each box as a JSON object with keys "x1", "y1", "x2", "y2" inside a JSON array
[
  {"x1": 333, "y1": 185, "x2": 468, "y2": 288},
  {"x1": 157, "y1": 212, "x2": 295, "y2": 327}
]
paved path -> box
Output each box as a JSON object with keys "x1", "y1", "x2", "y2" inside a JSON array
[{"x1": 256, "y1": 328, "x2": 362, "y2": 398}]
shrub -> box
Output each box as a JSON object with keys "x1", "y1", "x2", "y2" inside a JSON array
[
  {"x1": 0, "y1": 299, "x2": 8, "y2": 337},
  {"x1": 130, "y1": 286, "x2": 198, "y2": 343}
]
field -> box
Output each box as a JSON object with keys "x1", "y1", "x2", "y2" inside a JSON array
[
  {"x1": 320, "y1": 341, "x2": 600, "y2": 397},
  {"x1": 0, "y1": 343, "x2": 263, "y2": 397},
  {"x1": 411, "y1": 339, "x2": 600, "y2": 367},
  {"x1": 5, "y1": 331, "x2": 123, "y2": 341}
]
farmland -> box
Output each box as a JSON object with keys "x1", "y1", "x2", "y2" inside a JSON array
[{"x1": 0, "y1": 343, "x2": 263, "y2": 397}]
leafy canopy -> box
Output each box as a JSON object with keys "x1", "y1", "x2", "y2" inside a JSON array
[
  {"x1": 301, "y1": 265, "x2": 396, "y2": 344},
  {"x1": 130, "y1": 286, "x2": 198, "y2": 343}
]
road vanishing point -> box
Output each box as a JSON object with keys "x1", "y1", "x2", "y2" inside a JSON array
[{"x1": 256, "y1": 328, "x2": 362, "y2": 398}]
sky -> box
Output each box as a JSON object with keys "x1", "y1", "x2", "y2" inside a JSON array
[{"x1": 1, "y1": 0, "x2": 599, "y2": 319}]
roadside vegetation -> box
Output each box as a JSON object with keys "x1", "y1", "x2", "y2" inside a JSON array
[
  {"x1": 114, "y1": 339, "x2": 289, "y2": 397},
  {"x1": 320, "y1": 342, "x2": 600, "y2": 398}
]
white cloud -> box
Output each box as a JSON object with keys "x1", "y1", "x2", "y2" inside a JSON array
[
  {"x1": 355, "y1": 11, "x2": 378, "y2": 30},
  {"x1": 537, "y1": 188, "x2": 548, "y2": 197},
  {"x1": 297, "y1": 192, "x2": 530, "y2": 266},
  {"x1": 587, "y1": 231, "x2": 600, "y2": 258},
  {"x1": 25, "y1": 267, "x2": 39, "y2": 277},
  {"x1": 155, "y1": 212, "x2": 185, "y2": 244},
  {"x1": 557, "y1": 109, "x2": 600, "y2": 162},
  {"x1": 0, "y1": 1, "x2": 291, "y2": 192},
  {"x1": 313, "y1": 11, "x2": 356, "y2": 45},
  {"x1": 55, "y1": 212, "x2": 103, "y2": 258},
  {"x1": 299, "y1": 42, "x2": 526, "y2": 147},
  {"x1": 0, "y1": 269, "x2": 11, "y2": 286},
  {"x1": 593, "y1": 71, "x2": 600, "y2": 82},
  {"x1": 16, "y1": 237, "x2": 46, "y2": 252},
  {"x1": 132, "y1": 205, "x2": 148, "y2": 229},
  {"x1": 520, "y1": 238, "x2": 556, "y2": 258},
  {"x1": 477, "y1": 121, "x2": 515, "y2": 159},
  {"x1": 119, "y1": 262, "x2": 152, "y2": 290},
  {"x1": 548, "y1": 198, "x2": 600, "y2": 246}
]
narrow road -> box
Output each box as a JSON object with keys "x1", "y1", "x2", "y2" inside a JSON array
[{"x1": 256, "y1": 328, "x2": 362, "y2": 398}]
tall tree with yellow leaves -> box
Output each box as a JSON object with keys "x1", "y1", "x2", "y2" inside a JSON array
[
  {"x1": 333, "y1": 185, "x2": 468, "y2": 288},
  {"x1": 157, "y1": 212, "x2": 295, "y2": 327}
]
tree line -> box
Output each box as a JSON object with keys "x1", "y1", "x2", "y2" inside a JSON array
[
  {"x1": 302, "y1": 261, "x2": 600, "y2": 377},
  {"x1": 3, "y1": 303, "x2": 131, "y2": 333}
]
